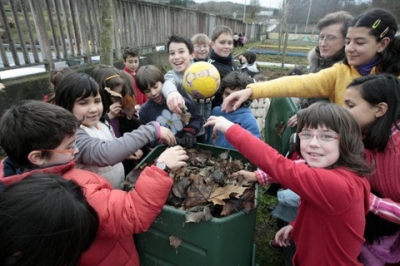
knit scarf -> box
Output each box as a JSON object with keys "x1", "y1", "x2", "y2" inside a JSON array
[
  {"x1": 210, "y1": 50, "x2": 233, "y2": 65},
  {"x1": 356, "y1": 57, "x2": 379, "y2": 76}
]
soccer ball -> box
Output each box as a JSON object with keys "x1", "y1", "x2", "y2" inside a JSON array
[{"x1": 183, "y1": 62, "x2": 221, "y2": 99}]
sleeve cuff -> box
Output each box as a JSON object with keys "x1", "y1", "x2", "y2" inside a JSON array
[{"x1": 255, "y1": 169, "x2": 269, "y2": 186}]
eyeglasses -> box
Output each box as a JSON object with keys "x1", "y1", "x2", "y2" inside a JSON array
[
  {"x1": 39, "y1": 145, "x2": 78, "y2": 155},
  {"x1": 298, "y1": 131, "x2": 340, "y2": 142},
  {"x1": 318, "y1": 35, "x2": 342, "y2": 43},
  {"x1": 194, "y1": 45, "x2": 209, "y2": 50}
]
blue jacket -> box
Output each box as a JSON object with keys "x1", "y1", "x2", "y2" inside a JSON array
[{"x1": 207, "y1": 105, "x2": 261, "y2": 149}]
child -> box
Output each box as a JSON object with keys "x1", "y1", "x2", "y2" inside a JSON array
[
  {"x1": 222, "y1": 8, "x2": 400, "y2": 112},
  {"x1": 43, "y1": 67, "x2": 73, "y2": 103},
  {"x1": 191, "y1": 33, "x2": 211, "y2": 62},
  {"x1": 0, "y1": 172, "x2": 98, "y2": 265},
  {"x1": 136, "y1": 65, "x2": 202, "y2": 148},
  {"x1": 207, "y1": 71, "x2": 261, "y2": 149},
  {"x1": 162, "y1": 35, "x2": 209, "y2": 142},
  {"x1": 205, "y1": 102, "x2": 371, "y2": 266},
  {"x1": 91, "y1": 65, "x2": 143, "y2": 175},
  {"x1": 0, "y1": 100, "x2": 188, "y2": 266},
  {"x1": 122, "y1": 47, "x2": 147, "y2": 106},
  {"x1": 238, "y1": 51, "x2": 259, "y2": 78},
  {"x1": 54, "y1": 72, "x2": 176, "y2": 188},
  {"x1": 343, "y1": 74, "x2": 400, "y2": 265},
  {"x1": 209, "y1": 25, "x2": 239, "y2": 108}
]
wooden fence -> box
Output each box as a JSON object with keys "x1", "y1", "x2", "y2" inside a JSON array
[{"x1": 0, "y1": 0, "x2": 267, "y2": 71}]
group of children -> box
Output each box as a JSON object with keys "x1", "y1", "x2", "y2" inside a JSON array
[{"x1": 1, "y1": 8, "x2": 399, "y2": 266}]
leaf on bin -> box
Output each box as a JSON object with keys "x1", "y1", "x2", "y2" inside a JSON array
[
  {"x1": 169, "y1": 235, "x2": 182, "y2": 249},
  {"x1": 183, "y1": 181, "x2": 216, "y2": 208},
  {"x1": 185, "y1": 206, "x2": 212, "y2": 223},
  {"x1": 221, "y1": 200, "x2": 241, "y2": 216},
  {"x1": 209, "y1": 185, "x2": 247, "y2": 206}
]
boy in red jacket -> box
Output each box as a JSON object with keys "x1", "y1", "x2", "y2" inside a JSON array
[{"x1": 0, "y1": 100, "x2": 188, "y2": 266}]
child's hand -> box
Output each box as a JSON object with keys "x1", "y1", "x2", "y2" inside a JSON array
[
  {"x1": 231, "y1": 170, "x2": 257, "y2": 182},
  {"x1": 167, "y1": 91, "x2": 185, "y2": 115},
  {"x1": 274, "y1": 225, "x2": 293, "y2": 247},
  {"x1": 204, "y1": 116, "x2": 234, "y2": 135},
  {"x1": 287, "y1": 114, "x2": 298, "y2": 128},
  {"x1": 108, "y1": 102, "x2": 122, "y2": 119},
  {"x1": 128, "y1": 149, "x2": 143, "y2": 160},
  {"x1": 159, "y1": 126, "x2": 177, "y2": 146},
  {"x1": 157, "y1": 145, "x2": 188, "y2": 171},
  {"x1": 221, "y1": 88, "x2": 253, "y2": 113}
]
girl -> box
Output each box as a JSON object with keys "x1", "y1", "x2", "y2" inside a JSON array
[
  {"x1": 43, "y1": 67, "x2": 73, "y2": 103},
  {"x1": 0, "y1": 172, "x2": 98, "y2": 266},
  {"x1": 54, "y1": 72, "x2": 176, "y2": 188},
  {"x1": 205, "y1": 102, "x2": 371, "y2": 266},
  {"x1": 207, "y1": 71, "x2": 261, "y2": 149},
  {"x1": 222, "y1": 8, "x2": 400, "y2": 111},
  {"x1": 343, "y1": 74, "x2": 400, "y2": 265},
  {"x1": 238, "y1": 51, "x2": 259, "y2": 78}
]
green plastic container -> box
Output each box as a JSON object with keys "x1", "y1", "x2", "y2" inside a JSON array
[
  {"x1": 264, "y1": 97, "x2": 298, "y2": 156},
  {"x1": 135, "y1": 143, "x2": 258, "y2": 266}
]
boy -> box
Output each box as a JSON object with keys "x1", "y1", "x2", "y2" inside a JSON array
[
  {"x1": 209, "y1": 25, "x2": 239, "y2": 108},
  {"x1": 0, "y1": 100, "x2": 188, "y2": 266},
  {"x1": 136, "y1": 65, "x2": 202, "y2": 148},
  {"x1": 162, "y1": 35, "x2": 211, "y2": 142},
  {"x1": 191, "y1": 33, "x2": 211, "y2": 62},
  {"x1": 122, "y1": 47, "x2": 147, "y2": 106},
  {"x1": 207, "y1": 71, "x2": 261, "y2": 149}
]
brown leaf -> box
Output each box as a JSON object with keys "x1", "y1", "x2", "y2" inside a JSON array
[
  {"x1": 208, "y1": 185, "x2": 247, "y2": 206},
  {"x1": 169, "y1": 235, "x2": 182, "y2": 249}
]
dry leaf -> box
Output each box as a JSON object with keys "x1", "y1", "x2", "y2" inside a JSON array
[
  {"x1": 208, "y1": 185, "x2": 247, "y2": 206},
  {"x1": 169, "y1": 235, "x2": 182, "y2": 249}
]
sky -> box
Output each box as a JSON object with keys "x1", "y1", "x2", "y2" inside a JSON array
[{"x1": 194, "y1": 0, "x2": 282, "y2": 8}]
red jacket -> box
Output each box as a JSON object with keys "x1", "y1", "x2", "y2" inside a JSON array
[
  {"x1": 123, "y1": 67, "x2": 148, "y2": 105},
  {"x1": 0, "y1": 159, "x2": 173, "y2": 266},
  {"x1": 226, "y1": 125, "x2": 370, "y2": 266}
]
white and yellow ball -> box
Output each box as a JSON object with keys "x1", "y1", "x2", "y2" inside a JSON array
[{"x1": 183, "y1": 62, "x2": 220, "y2": 99}]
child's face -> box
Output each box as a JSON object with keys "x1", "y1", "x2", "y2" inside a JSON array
[
  {"x1": 211, "y1": 33, "x2": 233, "y2": 58},
  {"x1": 299, "y1": 125, "x2": 340, "y2": 168},
  {"x1": 222, "y1": 87, "x2": 238, "y2": 100},
  {"x1": 343, "y1": 86, "x2": 382, "y2": 132},
  {"x1": 42, "y1": 133, "x2": 78, "y2": 167},
  {"x1": 72, "y1": 93, "x2": 103, "y2": 127},
  {"x1": 345, "y1": 26, "x2": 387, "y2": 67},
  {"x1": 124, "y1": 55, "x2": 140, "y2": 73},
  {"x1": 143, "y1": 81, "x2": 164, "y2": 105},
  {"x1": 193, "y1": 43, "x2": 210, "y2": 61},
  {"x1": 168, "y1": 42, "x2": 194, "y2": 73}
]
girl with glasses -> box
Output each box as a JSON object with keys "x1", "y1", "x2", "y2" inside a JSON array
[{"x1": 205, "y1": 102, "x2": 371, "y2": 266}]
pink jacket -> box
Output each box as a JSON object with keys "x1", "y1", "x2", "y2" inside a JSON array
[{"x1": 0, "y1": 159, "x2": 173, "y2": 266}]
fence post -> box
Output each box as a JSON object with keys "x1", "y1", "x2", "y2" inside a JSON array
[
  {"x1": 29, "y1": 0, "x2": 54, "y2": 71},
  {"x1": 100, "y1": 0, "x2": 114, "y2": 65}
]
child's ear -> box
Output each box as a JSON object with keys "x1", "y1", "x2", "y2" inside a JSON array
[
  {"x1": 27, "y1": 150, "x2": 46, "y2": 166},
  {"x1": 378, "y1": 37, "x2": 391, "y2": 53},
  {"x1": 375, "y1": 102, "x2": 388, "y2": 118}
]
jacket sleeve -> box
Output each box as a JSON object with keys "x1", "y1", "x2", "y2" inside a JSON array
[
  {"x1": 248, "y1": 65, "x2": 340, "y2": 100},
  {"x1": 370, "y1": 193, "x2": 400, "y2": 224},
  {"x1": 83, "y1": 165, "x2": 173, "y2": 237},
  {"x1": 226, "y1": 124, "x2": 367, "y2": 214},
  {"x1": 76, "y1": 122, "x2": 159, "y2": 166}
]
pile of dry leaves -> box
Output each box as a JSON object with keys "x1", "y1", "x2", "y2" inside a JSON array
[{"x1": 124, "y1": 147, "x2": 256, "y2": 223}]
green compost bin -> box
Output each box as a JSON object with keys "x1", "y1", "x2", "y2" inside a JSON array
[
  {"x1": 135, "y1": 143, "x2": 258, "y2": 266},
  {"x1": 264, "y1": 97, "x2": 298, "y2": 156}
]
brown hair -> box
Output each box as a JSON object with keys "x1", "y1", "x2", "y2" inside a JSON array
[
  {"x1": 135, "y1": 65, "x2": 165, "y2": 93},
  {"x1": 211, "y1": 25, "x2": 233, "y2": 42},
  {"x1": 295, "y1": 102, "x2": 372, "y2": 176},
  {"x1": 317, "y1": 11, "x2": 353, "y2": 37}
]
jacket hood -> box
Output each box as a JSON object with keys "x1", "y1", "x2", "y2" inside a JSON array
[{"x1": 307, "y1": 46, "x2": 346, "y2": 73}]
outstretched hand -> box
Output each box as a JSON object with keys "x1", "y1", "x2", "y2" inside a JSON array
[
  {"x1": 167, "y1": 91, "x2": 185, "y2": 115},
  {"x1": 274, "y1": 225, "x2": 293, "y2": 247},
  {"x1": 159, "y1": 126, "x2": 177, "y2": 146},
  {"x1": 221, "y1": 88, "x2": 253, "y2": 113},
  {"x1": 204, "y1": 116, "x2": 234, "y2": 136},
  {"x1": 158, "y1": 145, "x2": 188, "y2": 171}
]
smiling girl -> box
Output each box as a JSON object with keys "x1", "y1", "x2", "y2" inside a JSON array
[
  {"x1": 205, "y1": 102, "x2": 371, "y2": 266},
  {"x1": 222, "y1": 8, "x2": 400, "y2": 112},
  {"x1": 54, "y1": 72, "x2": 176, "y2": 188}
]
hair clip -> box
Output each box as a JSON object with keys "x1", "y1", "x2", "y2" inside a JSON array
[
  {"x1": 105, "y1": 74, "x2": 120, "y2": 81},
  {"x1": 380, "y1": 26, "x2": 389, "y2": 38},
  {"x1": 372, "y1": 19, "x2": 381, "y2": 29}
]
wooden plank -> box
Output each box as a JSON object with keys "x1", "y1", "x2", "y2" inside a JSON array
[
  {"x1": 20, "y1": 0, "x2": 40, "y2": 63},
  {"x1": 9, "y1": 0, "x2": 31, "y2": 64},
  {"x1": 45, "y1": 0, "x2": 61, "y2": 59},
  {"x1": 0, "y1": 3, "x2": 20, "y2": 66}
]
